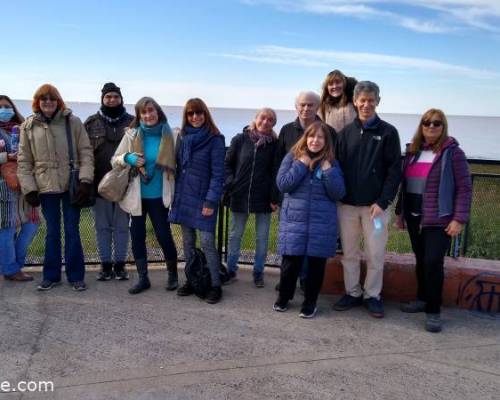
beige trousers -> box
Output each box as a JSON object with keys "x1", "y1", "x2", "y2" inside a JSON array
[{"x1": 337, "y1": 203, "x2": 389, "y2": 299}]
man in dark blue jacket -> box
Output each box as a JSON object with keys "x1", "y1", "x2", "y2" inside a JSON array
[{"x1": 334, "y1": 81, "x2": 401, "y2": 318}]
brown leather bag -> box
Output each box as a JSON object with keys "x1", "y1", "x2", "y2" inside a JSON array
[{"x1": 0, "y1": 161, "x2": 20, "y2": 191}]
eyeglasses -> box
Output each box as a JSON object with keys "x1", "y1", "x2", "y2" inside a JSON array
[
  {"x1": 40, "y1": 96, "x2": 57, "y2": 102},
  {"x1": 186, "y1": 110, "x2": 203, "y2": 117},
  {"x1": 422, "y1": 120, "x2": 443, "y2": 128}
]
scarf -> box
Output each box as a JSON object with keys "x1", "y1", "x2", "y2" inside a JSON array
[
  {"x1": 131, "y1": 121, "x2": 176, "y2": 172},
  {"x1": 247, "y1": 128, "x2": 274, "y2": 147},
  {"x1": 180, "y1": 124, "x2": 212, "y2": 167},
  {"x1": 99, "y1": 105, "x2": 127, "y2": 121},
  {"x1": 0, "y1": 120, "x2": 18, "y2": 132}
]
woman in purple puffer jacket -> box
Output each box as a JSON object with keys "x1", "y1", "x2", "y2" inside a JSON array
[{"x1": 395, "y1": 108, "x2": 472, "y2": 333}]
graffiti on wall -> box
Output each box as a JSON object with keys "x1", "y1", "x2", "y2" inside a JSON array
[{"x1": 457, "y1": 272, "x2": 500, "y2": 314}]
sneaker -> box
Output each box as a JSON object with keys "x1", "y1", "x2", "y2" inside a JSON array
[
  {"x1": 365, "y1": 297, "x2": 384, "y2": 318},
  {"x1": 72, "y1": 281, "x2": 88, "y2": 292},
  {"x1": 400, "y1": 300, "x2": 426, "y2": 313},
  {"x1": 177, "y1": 282, "x2": 194, "y2": 296},
  {"x1": 254, "y1": 273, "x2": 264, "y2": 288},
  {"x1": 114, "y1": 269, "x2": 130, "y2": 281},
  {"x1": 96, "y1": 270, "x2": 115, "y2": 281},
  {"x1": 206, "y1": 286, "x2": 222, "y2": 304},
  {"x1": 425, "y1": 313, "x2": 442, "y2": 333},
  {"x1": 273, "y1": 297, "x2": 288, "y2": 312},
  {"x1": 37, "y1": 280, "x2": 61, "y2": 291},
  {"x1": 299, "y1": 304, "x2": 317, "y2": 319},
  {"x1": 223, "y1": 271, "x2": 237, "y2": 285},
  {"x1": 333, "y1": 294, "x2": 363, "y2": 311}
]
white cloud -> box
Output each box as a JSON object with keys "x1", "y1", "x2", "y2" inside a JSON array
[
  {"x1": 216, "y1": 45, "x2": 499, "y2": 79},
  {"x1": 242, "y1": 0, "x2": 500, "y2": 33}
]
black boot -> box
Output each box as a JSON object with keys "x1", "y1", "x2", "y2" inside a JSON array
[
  {"x1": 165, "y1": 259, "x2": 178, "y2": 291},
  {"x1": 97, "y1": 262, "x2": 114, "y2": 281},
  {"x1": 128, "y1": 259, "x2": 151, "y2": 295},
  {"x1": 113, "y1": 261, "x2": 129, "y2": 281},
  {"x1": 206, "y1": 286, "x2": 222, "y2": 304}
]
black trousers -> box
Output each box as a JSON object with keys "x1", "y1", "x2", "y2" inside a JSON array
[
  {"x1": 405, "y1": 214, "x2": 451, "y2": 314},
  {"x1": 279, "y1": 255, "x2": 326, "y2": 306}
]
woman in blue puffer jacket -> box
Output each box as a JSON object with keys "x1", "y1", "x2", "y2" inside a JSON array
[
  {"x1": 170, "y1": 98, "x2": 225, "y2": 304},
  {"x1": 274, "y1": 121, "x2": 345, "y2": 318}
]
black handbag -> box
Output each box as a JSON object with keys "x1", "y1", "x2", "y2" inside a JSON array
[{"x1": 65, "y1": 116, "x2": 95, "y2": 208}]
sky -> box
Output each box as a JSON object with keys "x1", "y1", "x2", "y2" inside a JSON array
[{"x1": 3, "y1": 0, "x2": 500, "y2": 116}]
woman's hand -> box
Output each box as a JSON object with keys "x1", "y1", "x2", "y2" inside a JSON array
[
  {"x1": 135, "y1": 153, "x2": 145, "y2": 167},
  {"x1": 445, "y1": 220, "x2": 463, "y2": 237},
  {"x1": 202, "y1": 207, "x2": 214, "y2": 217},
  {"x1": 7, "y1": 152, "x2": 17, "y2": 161},
  {"x1": 321, "y1": 160, "x2": 331, "y2": 170},
  {"x1": 298, "y1": 155, "x2": 311, "y2": 166}
]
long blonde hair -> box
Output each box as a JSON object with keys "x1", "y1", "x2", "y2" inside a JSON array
[{"x1": 410, "y1": 108, "x2": 449, "y2": 154}]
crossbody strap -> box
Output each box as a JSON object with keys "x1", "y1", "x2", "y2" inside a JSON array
[{"x1": 64, "y1": 115, "x2": 75, "y2": 170}]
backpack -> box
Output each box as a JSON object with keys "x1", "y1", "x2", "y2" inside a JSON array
[{"x1": 185, "y1": 248, "x2": 230, "y2": 298}]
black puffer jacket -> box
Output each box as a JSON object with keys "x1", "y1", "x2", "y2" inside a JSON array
[
  {"x1": 336, "y1": 115, "x2": 402, "y2": 209},
  {"x1": 224, "y1": 129, "x2": 278, "y2": 213},
  {"x1": 84, "y1": 112, "x2": 134, "y2": 193}
]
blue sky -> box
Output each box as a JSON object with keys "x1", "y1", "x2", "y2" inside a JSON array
[{"x1": 3, "y1": 0, "x2": 500, "y2": 115}]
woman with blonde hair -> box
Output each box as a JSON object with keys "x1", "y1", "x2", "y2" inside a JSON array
[
  {"x1": 224, "y1": 107, "x2": 279, "y2": 287},
  {"x1": 318, "y1": 69, "x2": 357, "y2": 132},
  {"x1": 274, "y1": 121, "x2": 345, "y2": 318},
  {"x1": 396, "y1": 108, "x2": 472, "y2": 332}
]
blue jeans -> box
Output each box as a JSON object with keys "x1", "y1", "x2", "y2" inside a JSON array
[
  {"x1": 181, "y1": 225, "x2": 220, "y2": 287},
  {"x1": 93, "y1": 197, "x2": 130, "y2": 263},
  {"x1": 40, "y1": 192, "x2": 85, "y2": 283},
  {"x1": 130, "y1": 198, "x2": 177, "y2": 263},
  {"x1": 227, "y1": 212, "x2": 271, "y2": 276},
  {"x1": 0, "y1": 223, "x2": 39, "y2": 275}
]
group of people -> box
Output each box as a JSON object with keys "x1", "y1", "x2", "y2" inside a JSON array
[{"x1": 0, "y1": 68, "x2": 472, "y2": 332}]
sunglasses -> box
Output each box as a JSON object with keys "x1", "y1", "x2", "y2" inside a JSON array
[
  {"x1": 186, "y1": 110, "x2": 204, "y2": 117},
  {"x1": 422, "y1": 120, "x2": 443, "y2": 128},
  {"x1": 40, "y1": 96, "x2": 58, "y2": 102}
]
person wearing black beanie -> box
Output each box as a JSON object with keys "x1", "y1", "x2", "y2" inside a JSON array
[{"x1": 84, "y1": 83, "x2": 134, "y2": 281}]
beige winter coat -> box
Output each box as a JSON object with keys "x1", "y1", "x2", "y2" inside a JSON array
[
  {"x1": 17, "y1": 109, "x2": 94, "y2": 194},
  {"x1": 320, "y1": 102, "x2": 357, "y2": 133},
  {"x1": 111, "y1": 127, "x2": 176, "y2": 216}
]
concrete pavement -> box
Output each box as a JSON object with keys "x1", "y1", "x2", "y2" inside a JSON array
[{"x1": 1, "y1": 265, "x2": 499, "y2": 399}]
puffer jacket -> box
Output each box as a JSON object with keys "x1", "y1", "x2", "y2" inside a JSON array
[
  {"x1": 224, "y1": 129, "x2": 278, "y2": 213},
  {"x1": 84, "y1": 112, "x2": 134, "y2": 193},
  {"x1": 111, "y1": 126, "x2": 176, "y2": 216},
  {"x1": 277, "y1": 153, "x2": 345, "y2": 258},
  {"x1": 397, "y1": 137, "x2": 472, "y2": 227},
  {"x1": 17, "y1": 109, "x2": 94, "y2": 195},
  {"x1": 169, "y1": 131, "x2": 225, "y2": 232}
]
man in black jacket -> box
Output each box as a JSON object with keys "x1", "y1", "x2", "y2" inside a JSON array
[
  {"x1": 84, "y1": 83, "x2": 134, "y2": 281},
  {"x1": 334, "y1": 81, "x2": 401, "y2": 318}
]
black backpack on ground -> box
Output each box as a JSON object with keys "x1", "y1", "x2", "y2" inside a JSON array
[{"x1": 185, "y1": 248, "x2": 230, "y2": 298}]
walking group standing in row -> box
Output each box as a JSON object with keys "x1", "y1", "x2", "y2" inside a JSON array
[{"x1": 0, "y1": 68, "x2": 472, "y2": 332}]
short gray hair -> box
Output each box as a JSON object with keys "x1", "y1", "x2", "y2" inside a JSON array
[
  {"x1": 353, "y1": 81, "x2": 380, "y2": 101},
  {"x1": 295, "y1": 91, "x2": 320, "y2": 107}
]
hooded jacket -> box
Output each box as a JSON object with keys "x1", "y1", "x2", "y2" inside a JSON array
[{"x1": 17, "y1": 109, "x2": 94, "y2": 195}]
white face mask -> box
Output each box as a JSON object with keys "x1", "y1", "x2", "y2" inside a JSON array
[{"x1": 0, "y1": 107, "x2": 15, "y2": 122}]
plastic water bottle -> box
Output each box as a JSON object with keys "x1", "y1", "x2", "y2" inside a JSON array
[
  {"x1": 373, "y1": 216, "x2": 383, "y2": 234},
  {"x1": 10, "y1": 126, "x2": 19, "y2": 153}
]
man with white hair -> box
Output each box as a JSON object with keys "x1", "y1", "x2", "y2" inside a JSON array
[
  {"x1": 273, "y1": 91, "x2": 337, "y2": 292},
  {"x1": 334, "y1": 81, "x2": 402, "y2": 318}
]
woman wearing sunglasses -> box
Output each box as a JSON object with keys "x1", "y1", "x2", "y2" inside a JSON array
[
  {"x1": 395, "y1": 108, "x2": 472, "y2": 333},
  {"x1": 170, "y1": 98, "x2": 225, "y2": 304},
  {"x1": 17, "y1": 84, "x2": 94, "y2": 291}
]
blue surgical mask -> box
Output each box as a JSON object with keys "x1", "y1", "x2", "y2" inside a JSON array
[{"x1": 0, "y1": 107, "x2": 15, "y2": 122}]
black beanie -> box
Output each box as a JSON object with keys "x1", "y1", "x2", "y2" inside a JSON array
[{"x1": 101, "y1": 82, "x2": 122, "y2": 103}]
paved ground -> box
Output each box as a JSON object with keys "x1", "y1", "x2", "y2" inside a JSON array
[{"x1": 1, "y1": 265, "x2": 499, "y2": 399}]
